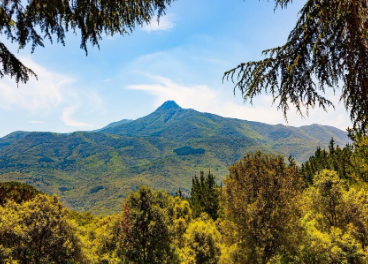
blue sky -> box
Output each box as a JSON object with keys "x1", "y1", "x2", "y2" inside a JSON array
[{"x1": 0, "y1": 0, "x2": 351, "y2": 137}]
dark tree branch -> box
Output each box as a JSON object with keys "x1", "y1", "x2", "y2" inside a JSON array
[{"x1": 225, "y1": 0, "x2": 368, "y2": 132}]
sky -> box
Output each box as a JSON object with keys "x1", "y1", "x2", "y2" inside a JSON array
[{"x1": 0, "y1": 0, "x2": 352, "y2": 137}]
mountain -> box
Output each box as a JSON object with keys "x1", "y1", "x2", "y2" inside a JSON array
[
  {"x1": 0, "y1": 101, "x2": 349, "y2": 214},
  {"x1": 96, "y1": 119, "x2": 133, "y2": 132}
]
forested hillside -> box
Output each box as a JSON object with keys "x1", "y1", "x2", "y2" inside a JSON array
[
  {"x1": 1, "y1": 132, "x2": 367, "y2": 263},
  {"x1": 0, "y1": 101, "x2": 349, "y2": 214}
]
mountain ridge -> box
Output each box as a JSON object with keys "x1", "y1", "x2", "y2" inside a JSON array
[{"x1": 0, "y1": 101, "x2": 350, "y2": 214}]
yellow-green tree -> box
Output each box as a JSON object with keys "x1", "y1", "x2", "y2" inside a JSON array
[
  {"x1": 0, "y1": 194, "x2": 83, "y2": 263},
  {"x1": 0, "y1": 181, "x2": 41, "y2": 206},
  {"x1": 179, "y1": 214, "x2": 221, "y2": 264},
  {"x1": 299, "y1": 170, "x2": 368, "y2": 263},
  {"x1": 223, "y1": 151, "x2": 303, "y2": 263},
  {"x1": 169, "y1": 197, "x2": 192, "y2": 249}
]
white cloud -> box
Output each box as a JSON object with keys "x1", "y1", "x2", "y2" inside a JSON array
[
  {"x1": 0, "y1": 57, "x2": 71, "y2": 112},
  {"x1": 27, "y1": 120, "x2": 45, "y2": 124},
  {"x1": 127, "y1": 75, "x2": 352, "y2": 130},
  {"x1": 62, "y1": 106, "x2": 92, "y2": 127},
  {"x1": 142, "y1": 14, "x2": 175, "y2": 32},
  {"x1": 0, "y1": 57, "x2": 105, "y2": 129}
]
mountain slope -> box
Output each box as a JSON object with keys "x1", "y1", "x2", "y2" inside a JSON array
[{"x1": 0, "y1": 101, "x2": 349, "y2": 214}]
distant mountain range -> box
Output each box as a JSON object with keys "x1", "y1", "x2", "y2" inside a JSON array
[{"x1": 0, "y1": 101, "x2": 349, "y2": 214}]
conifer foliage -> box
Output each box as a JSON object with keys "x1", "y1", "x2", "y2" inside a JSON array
[
  {"x1": 224, "y1": 0, "x2": 368, "y2": 131},
  {"x1": 0, "y1": 0, "x2": 174, "y2": 84},
  {"x1": 189, "y1": 170, "x2": 220, "y2": 220}
]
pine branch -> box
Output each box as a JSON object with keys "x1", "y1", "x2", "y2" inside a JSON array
[{"x1": 225, "y1": 0, "x2": 368, "y2": 131}]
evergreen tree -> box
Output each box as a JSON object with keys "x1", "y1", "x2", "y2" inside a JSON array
[
  {"x1": 224, "y1": 0, "x2": 368, "y2": 131},
  {"x1": 301, "y1": 137, "x2": 368, "y2": 184},
  {"x1": 189, "y1": 170, "x2": 220, "y2": 220}
]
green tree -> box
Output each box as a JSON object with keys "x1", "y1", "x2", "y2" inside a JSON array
[
  {"x1": 190, "y1": 170, "x2": 220, "y2": 220},
  {"x1": 350, "y1": 133, "x2": 368, "y2": 182},
  {"x1": 224, "y1": 0, "x2": 368, "y2": 131},
  {"x1": 301, "y1": 136, "x2": 368, "y2": 184},
  {"x1": 223, "y1": 151, "x2": 303, "y2": 263},
  {"x1": 119, "y1": 186, "x2": 179, "y2": 264},
  {"x1": 0, "y1": 0, "x2": 174, "y2": 84}
]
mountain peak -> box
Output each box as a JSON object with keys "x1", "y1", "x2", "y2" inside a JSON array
[{"x1": 156, "y1": 101, "x2": 181, "y2": 111}]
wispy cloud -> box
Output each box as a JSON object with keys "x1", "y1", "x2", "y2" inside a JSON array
[
  {"x1": 0, "y1": 57, "x2": 105, "y2": 129},
  {"x1": 127, "y1": 75, "x2": 282, "y2": 122},
  {"x1": 127, "y1": 75, "x2": 352, "y2": 130},
  {"x1": 0, "y1": 57, "x2": 71, "y2": 112},
  {"x1": 142, "y1": 14, "x2": 175, "y2": 32},
  {"x1": 62, "y1": 107, "x2": 92, "y2": 127}
]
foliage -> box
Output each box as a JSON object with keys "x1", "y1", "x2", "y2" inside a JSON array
[
  {"x1": 302, "y1": 136, "x2": 368, "y2": 183},
  {"x1": 302, "y1": 139, "x2": 354, "y2": 184},
  {"x1": 190, "y1": 170, "x2": 220, "y2": 220},
  {"x1": 1, "y1": 143, "x2": 368, "y2": 263},
  {"x1": 223, "y1": 151, "x2": 303, "y2": 263},
  {"x1": 0, "y1": 0, "x2": 174, "y2": 84},
  {"x1": 174, "y1": 147, "x2": 205, "y2": 156},
  {"x1": 0, "y1": 102, "x2": 349, "y2": 214},
  {"x1": 120, "y1": 186, "x2": 179, "y2": 264},
  {"x1": 88, "y1": 214, "x2": 123, "y2": 263},
  {"x1": 0, "y1": 181, "x2": 41, "y2": 205},
  {"x1": 224, "y1": 0, "x2": 368, "y2": 131},
  {"x1": 170, "y1": 197, "x2": 192, "y2": 249},
  {"x1": 0, "y1": 194, "x2": 83, "y2": 263},
  {"x1": 299, "y1": 170, "x2": 368, "y2": 262},
  {"x1": 179, "y1": 214, "x2": 221, "y2": 264}
]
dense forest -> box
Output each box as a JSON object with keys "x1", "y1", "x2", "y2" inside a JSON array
[{"x1": 1, "y1": 132, "x2": 368, "y2": 263}]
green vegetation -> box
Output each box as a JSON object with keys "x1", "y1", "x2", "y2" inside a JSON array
[
  {"x1": 1, "y1": 133, "x2": 368, "y2": 263},
  {"x1": 174, "y1": 146, "x2": 205, "y2": 156},
  {"x1": 120, "y1": 186, "x2": 179, "y2": 263},
  {"x1": 301, "y1": 136, "x2": 368, "y2": 184},
  {"x1": 0, "y1": 102, "x2": 350, "y2": 214},
  {"x1": 189, "y1": 170, "x2": 220, "y2": 220},
  {"x1": 223, "y1": 152, "x2": 302, "y2": 263}
]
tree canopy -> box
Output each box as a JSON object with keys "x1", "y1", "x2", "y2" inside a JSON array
[
  {"x1": 0, "y1": 0, "x2": 174, "y2": 84},
  {"x1": 224, "y1": 0, "x2": 368, "y2": 131},
  {"x1": 1, "y1": 138, "x2": 368, "y2": 263}
]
